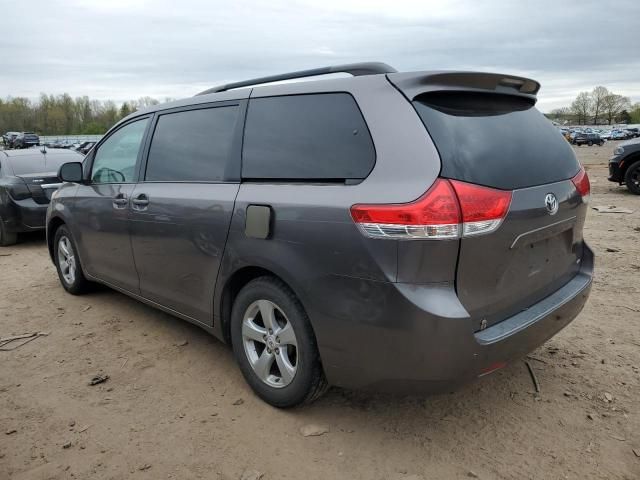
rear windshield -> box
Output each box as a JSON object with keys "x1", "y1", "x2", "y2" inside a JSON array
[
  {"x1": 9, "y1": 155, "x2": 77, "y2": 175},
  {"x1": 413, "y1": 92, "x2": 580, "y2": 190}
]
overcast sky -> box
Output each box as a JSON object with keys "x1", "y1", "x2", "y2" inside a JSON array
[{"x1": 2, "y1": 0, "x2": 638, "y2": 111}]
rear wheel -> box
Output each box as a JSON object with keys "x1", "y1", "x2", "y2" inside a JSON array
[
  {"x1": 0, "y1": 217, "x2": 18, "y2": 247},
  {"x1": 53, "y1": 225, "x2": 90, "y2": 294},
  {"x1": 624, "y1": 160, "x2": 640, "y2": 195},
  {"x1": 230, "y1": 276, "x2": 327, "y2": 407}
]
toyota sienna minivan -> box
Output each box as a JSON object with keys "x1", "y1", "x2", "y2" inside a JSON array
[{"x1": 47, "y1": 63, "x2": 593, "y2": 407}]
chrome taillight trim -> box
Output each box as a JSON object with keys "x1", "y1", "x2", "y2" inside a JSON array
[
  {"x1": 356, "y1": 222, "x2": 460, "y2": 240},
  {"x1": 356, "y1": 218, "x2": 506, "y2": 240},
  {"x1": 461, "y1": 218, "x2": 504, "y2": 237}
]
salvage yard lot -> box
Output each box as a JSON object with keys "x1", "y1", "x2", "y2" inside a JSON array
[{"x1": 1, "y1": 142, "x2": 639, "y2": 480}]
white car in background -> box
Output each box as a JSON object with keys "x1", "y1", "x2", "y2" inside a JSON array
[{"x1": 600, "y1": 131, "x2": 613, "y2": 140}]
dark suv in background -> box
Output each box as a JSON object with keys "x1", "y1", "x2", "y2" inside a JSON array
[
  {"x1": 47, "y1": 63, "x2": 594, "y2": 407},
  {"x1": 12, "y1": 132, "x2": 40, "y2": 149},
  {"x1": 608, "y1": 138, "x2": 640, "y2": 194},
  {"x1": 573, "y1": 133, "x2": 604, "y2": 146}
]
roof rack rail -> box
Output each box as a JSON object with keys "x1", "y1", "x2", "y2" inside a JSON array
[{"x1": 195, "y1": 62, "x2": 397, "y2": 96}]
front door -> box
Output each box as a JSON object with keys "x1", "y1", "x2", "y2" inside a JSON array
[{"x1": 73, "y1": 117, "x2": 150, "y2": 292}]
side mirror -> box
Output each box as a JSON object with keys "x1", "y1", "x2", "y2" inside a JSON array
[{"x1": 59, "y1": 162, "x2": 84, "y2": 183}]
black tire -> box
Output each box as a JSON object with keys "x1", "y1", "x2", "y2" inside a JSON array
[
  {"x1": 624, "y1": 160, "x2": 640, "y2": 195},
  {"x1": 587, "y1": 141, "x2": 593, "y2": 146},
  {"x1": 0, "y1": 217, "x2": 18, "y2": 247},
  {"x1": 230, "y1": 276, "x2": 328, "y2": 408},
  {"x1": 53, "y1": 225, "x2": 90, "y2": 294}
]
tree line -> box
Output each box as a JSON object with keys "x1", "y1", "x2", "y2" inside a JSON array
[
  {"x1": 548, "y1": 86, "x2": 639, "y2": 125},
  {"x1": 0, "y1": 94, "x2": 167, "y2": 135},
  {"x1": 2, "y1": 88, "x2": 637, "y2": 135}
]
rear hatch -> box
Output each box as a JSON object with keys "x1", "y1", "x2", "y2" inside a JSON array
[{"x1": 388, "y1": 72, "x2": 588, "y2": 330}]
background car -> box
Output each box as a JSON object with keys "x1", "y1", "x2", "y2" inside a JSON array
[
  {"x1": 600, "y1": 130, "x2": 613, "y2": 140},
  {"x1": 569, "y1": 130, "x2": 582, "y2": 143},
  {"x1": 2, "y1": 131, "x2": 20, "y2": 148},
  {"x1": 573, "y1": 133, "x2": 604, "y2": 146},
  {"x1": 73, "y1": 141, "x2": 96, "y2": 154},
  {"x1": 47, "y1": 139, "x2": 75, "y2": 149},
  {"x1": 0, "y1": 148, "x2": 82, "y2": 245},
  {"x1": 608, "y1": 138, "x2": 640, "y2": 194},
  {"x1": 46, "y1": 139, "x2": 71, "y2": 149},
  {"x1": 611, "y1": 130, "x2": 629, "y2": 140},
  {"x1": 12, "y1": 132, "x2": 40, "y2": 149}
]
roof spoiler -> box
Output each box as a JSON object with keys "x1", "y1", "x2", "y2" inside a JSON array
[
  {"x1": 196, "y1": 62, "x2": 397, "y2": 96},
  {"x1": 387, "y1": 71, "x2": 540, "y2": 103}
]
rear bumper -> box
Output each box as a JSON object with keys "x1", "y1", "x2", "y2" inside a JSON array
[
  {"x1": 315, "y1": 244, "x2": 594, "y2": 392},
  {"x1": 2, "y1": 198, "x2": 48, "y2": 232}
]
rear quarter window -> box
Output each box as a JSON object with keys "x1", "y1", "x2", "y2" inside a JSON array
[{"x1": 242, "y1": 93, "x2": 375, "y2": 180}]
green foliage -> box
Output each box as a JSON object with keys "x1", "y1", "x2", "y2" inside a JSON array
[
  {"x1": 630, "y1": 103, "x2": 640, "y2": 124},
  {"x1": 618, "y1": 110, "x2": 631, "y2": 124},
  {"x1": 0, "y1": 94, "x2": 163, "y2": 135}
]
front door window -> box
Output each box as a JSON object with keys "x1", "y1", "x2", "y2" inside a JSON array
[{"x1": 91, "y1": 118, "x2": 149, "y2": 183}]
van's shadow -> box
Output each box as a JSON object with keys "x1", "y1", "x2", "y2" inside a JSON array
[{"x1": 82, "y1": 284, "x2": 544, "y2": 438}]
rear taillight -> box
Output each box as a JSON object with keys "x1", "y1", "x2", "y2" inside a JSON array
[
  {"x1": 7, "y1": 182, "x2": 32, "y2": 201},
  {"x1": 571, "y1": 166, "x2": 590, "y2": 200},
  {"x1": 450, "y1": 180, "x2": 512, "y2": 237},
  {"x1": 350, "y1": 178, "x2": 512, "y2": 240}
]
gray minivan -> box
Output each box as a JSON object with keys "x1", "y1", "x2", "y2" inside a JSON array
[{"x1": 47, "y1": 63, "x2": 593, "y2": 407}]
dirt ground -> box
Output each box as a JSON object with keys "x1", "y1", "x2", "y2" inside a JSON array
[{"x1": 1, "y1": 141, "x2": 639, "y2": 480}]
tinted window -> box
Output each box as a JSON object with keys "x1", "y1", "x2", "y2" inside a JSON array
[
  {"x1": 145, "y1": 106, "x2": 239, "y2": 182},
  {"x1": 413, "y1": 92, "x2": 580, "y2": 190},
  {"x1": 8, "y1": 154, "x2": 80, "y2": 176},
  {"x1": 92, "y1": 118, "x2": 148, "y2": 183},
  {"x1": 242, "y1": 94, "x2": 375, "y2": 180}
]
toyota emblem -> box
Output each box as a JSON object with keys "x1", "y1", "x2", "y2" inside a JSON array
[{"x1": 545, "y1": 193, "x2": 559, "y2": 215}]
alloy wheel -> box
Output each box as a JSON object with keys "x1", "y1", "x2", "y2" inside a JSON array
[
  {"x1": 241, "y1": 299, "x2": 298, "y2": 388},
  {"x1": 57, "y1": 236, "x2": 76, "y2": 285}
]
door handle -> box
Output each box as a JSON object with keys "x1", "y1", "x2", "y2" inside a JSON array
[
  {"x1": 131, "y1": 193, "x2": 149, "y2": 210},
  {"x1": 112, "y1": 193, "x2": 128, "y2": 209}
]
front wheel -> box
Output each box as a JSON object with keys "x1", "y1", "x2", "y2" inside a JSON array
[
  {"x1": 53, "y1": 225, "x2": 90, "y2": 294},
  {"x1": 624, "y1": 160, "x2": 640, "y2": 195},
  {"x1": 230, "y1": 276, "x2": 328, "y2": 408}
]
